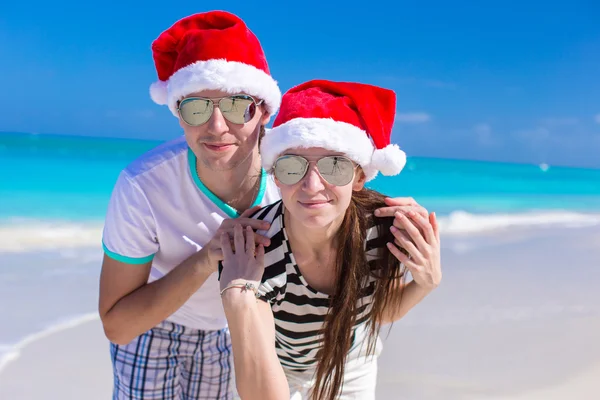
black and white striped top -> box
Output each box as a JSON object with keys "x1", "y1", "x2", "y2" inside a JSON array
[{"x1": 252, "y1": 200, "x2": 389, "y2": 372}]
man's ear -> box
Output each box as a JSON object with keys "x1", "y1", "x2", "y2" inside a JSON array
[{"x1": 261, "y1": 110, "x2": 271, "y2": 125}]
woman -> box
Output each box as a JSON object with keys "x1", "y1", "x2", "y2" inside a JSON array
[{"x1": 219, "y1": 80, "x2": 442, "y2": 400}]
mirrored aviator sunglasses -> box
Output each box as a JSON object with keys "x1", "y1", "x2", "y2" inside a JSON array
[
  {"x1": 273, "y1": 155, "x2": 357, "y2": 186},
  {"x1": 177, "y1": 95, "x2": 263, "y2": 126}
]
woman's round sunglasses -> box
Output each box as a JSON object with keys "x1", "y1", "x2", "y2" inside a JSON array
[
  {"x1": 273, "y1": 155, "x2": 357, "y2": 186},
  {"x1": 177, "y1": 95, "x2": 264, "y2": 126}
]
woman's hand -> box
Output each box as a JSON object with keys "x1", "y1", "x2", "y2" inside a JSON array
[
  {"x1": 219, "y1": 224, "x2": 265, "y2": 291},
  {"x1": 219, "y1": 228, "x2": 289, "y2": 400},
  {"x1": 387, "y1": 210, "x2": 442, "y2": 292}
]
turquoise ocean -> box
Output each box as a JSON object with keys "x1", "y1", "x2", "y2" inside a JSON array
[
  {"x1": 1, "y1": 131, "x2": 600, "y2": 372},
  {"x1": 2, "y1": 131, "x2": 600, "y2": 220}
]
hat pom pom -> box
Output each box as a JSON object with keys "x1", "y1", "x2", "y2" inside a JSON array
[
  {"x1": 150, "y1": 80, "x2": 169, "y2": 105},
  {"x1": 371, "y1": 144, "x2": 406, "y2": 176}
]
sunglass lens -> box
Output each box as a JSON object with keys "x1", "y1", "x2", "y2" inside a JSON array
[
  {"x1": 317, "y1": 156, "x2": 355, "y2": 186},
  {"x1": 179, "y1": 99, "x2": 212, "y2": 126},
  {"x1": 274, "y1": 156, "x2": 308, "y2": 185},
  {"x1": 219, "y1": 96, "x2": 256, "y2": 124}
]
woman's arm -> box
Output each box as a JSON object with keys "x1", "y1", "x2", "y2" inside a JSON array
[
  {"x1": 380, "y1": 278, "x2": 432, "y2": 325},
  {"x1": 383, "y1": 209, "x2": 442, "y2": 325},
  {"x1": 222, "y1": 285, "x2": 289, "y2": 400},
  {"x1": 220, "y1": 225, "x2": 290, "y2": 400}
]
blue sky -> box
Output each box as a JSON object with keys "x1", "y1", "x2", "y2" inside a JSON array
[{"x1": 1, "y1": 1, "x2": 599, "y2": 167}]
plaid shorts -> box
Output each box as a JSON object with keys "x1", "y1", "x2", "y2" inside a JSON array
[{"x1": 110, "y1": 321, "x2": 234, "y2": 400}]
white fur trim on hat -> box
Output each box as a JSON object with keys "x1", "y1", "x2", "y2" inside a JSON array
[
  {"x1": 149, "y1": 59, "x2": 282, "y2": 118},
  {"x1": 260, "y1": 118, "x2": 405, "y2": 181}
]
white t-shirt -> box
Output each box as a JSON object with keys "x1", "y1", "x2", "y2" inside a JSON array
[{"x1": 102, "y1": 136, "x2": 281, "y2": 330}]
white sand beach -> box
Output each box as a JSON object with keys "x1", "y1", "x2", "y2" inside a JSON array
[{"x1": 0, "y1": 225, "x2": 599, "y2": 399}]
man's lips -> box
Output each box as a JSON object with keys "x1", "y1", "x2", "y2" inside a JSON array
[{"x1": 203, "y1": 143, "x2": 235, "y2": 151}]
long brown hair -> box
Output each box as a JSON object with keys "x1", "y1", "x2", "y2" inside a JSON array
[{"x1": 312, "y1": 188, "x2": 406, "y2": 400}]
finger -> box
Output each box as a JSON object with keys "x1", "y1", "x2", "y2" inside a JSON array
[
  {"x1": 374, "y1": 198, "x2": 405, "y2": 218},
  {"x1": 256, "y1": 244, "x2": 265, "y2": 268},
  {"x1": 385, "y1": 196, "x2": 416, "y2": 206},
  {"x1": 222, "y1": 217, "x2": 270, "y2": 232},
  {"x1": 410, "y1": 204, "x2": 429, "y2": 219},
  {"x1": 239, "y1": 205, "x2": 262, "y2": 218},
  {"x1": 395, "y1": 212, "x2": 428, "y2": 251},
  {"x1": 406, "y1": 210, "x2": 436, "y2": 245},
  {"x1": 379, "y1": 206, "x2": 429, "y2": 225},
  {"x1": 233, "y1": 224, "x2": 245, "y2": 253},
  {"x1": 222, "y1": 226, "x2": 271, "y2": 247},
  {"x1": 375, "y1": 205, "x2": 411, "y2": 218},
  {"x1": 430, "y1": 212, "x2": 440, "y2": 242},
  {"x1": 387, "y1": 242, "x2": 422, "y2": 275},
  {"x1": 389, "y1": 226, "x2": 422, "y2": 263},
  {"x1": 375, "y1": 204, "x2": 428, "y2": 219},
  {"x1": 386, "y1": 242, "x2": 419, "y2": 271},
  {"x1": 245, "y1": 226, "x2": 256, "y2": 255},
  {"x1": 220, "y1": 233, "x2": 233, "y2": 259},
  {"x1": 254, "y1": 233, "x2": 271, "y2": 247},
  {"x1": 382, "y1": 197, "x2": 428, "y2": 216},
  {"x1": 391, "y1": 210, "x2": 425, "y2": 239},
  {"x1": 386, "y1": 241, "x2": 408, "y2": 263}
]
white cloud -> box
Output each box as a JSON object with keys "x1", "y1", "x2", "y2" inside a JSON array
[
  {"x1": 595, "y1": 114, "x2": 600, "y2": 124},
  {"x1": 396, "y1": 112, "x2": 431, "y2": 123}
]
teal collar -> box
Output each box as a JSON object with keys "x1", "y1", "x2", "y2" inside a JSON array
[{"x1": 187, "y1": 147, "x2": 266, "y2": 218}]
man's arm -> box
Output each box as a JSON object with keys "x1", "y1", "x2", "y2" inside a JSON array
[
  {"x1": 98, "y1": 249, "x2": 213, "y2": 345},
  {"x1": 99, "y1": 164, "x2": 275, "y2": 345}
]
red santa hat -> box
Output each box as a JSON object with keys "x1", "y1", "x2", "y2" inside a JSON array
[
  {"x1": 149, "y1": 11, "x2": 281, "y2": 118},
  {"x1": 260, "y1": 80, "x2": 406, "y2": 181}
]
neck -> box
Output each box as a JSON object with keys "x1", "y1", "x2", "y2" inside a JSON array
[
  {"x1": 196, "y1": 149, "x2": 262, "y2": 212},
  {"x1": 284, "y1": 209, "x2": 344, "y2": 256}
]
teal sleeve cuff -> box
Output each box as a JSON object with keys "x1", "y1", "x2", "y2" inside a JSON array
[{"x1": 102, "y1": 242, "x2": 155, "y2": 265}]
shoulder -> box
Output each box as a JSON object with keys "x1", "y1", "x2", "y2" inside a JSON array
[
  {"x1": 121, "y1": 136, "x2": 188, "y2": 183},
  {"x1": 261, "y1": 174, "x2": 282, "y2": 204},
  {"x1": 250, "y1": 200, "x2": 284, "y2": 238},
  {"x1": 250, "y1": 201, "x2": 288, "y2": 301}
]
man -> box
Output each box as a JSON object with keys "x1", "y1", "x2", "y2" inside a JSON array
[{"x1": 99, "y1": 10, "x2": 424, "y2": 400}]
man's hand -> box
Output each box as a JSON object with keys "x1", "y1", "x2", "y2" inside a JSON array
[{"x1": 374, "y1": 197, "x2": 428, "y2": 219}]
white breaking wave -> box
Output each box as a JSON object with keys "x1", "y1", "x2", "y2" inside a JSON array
[
  {"x1": 0, "y1": 313, "x2": 99, "y2": 375},
  {"x1": 0, "y1": 219, "x2": 103, "y2": 252},
  {"x1": 1, "y1": 211, "x2": 600, "y2": 253},
  {"x1": 438, "y1": 210, "x2": 600, "y2": 235}
]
